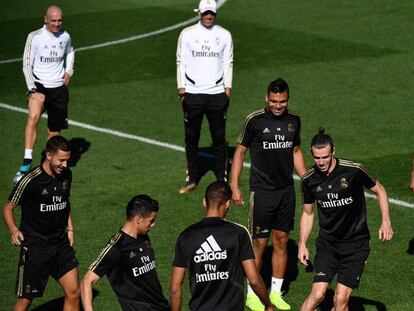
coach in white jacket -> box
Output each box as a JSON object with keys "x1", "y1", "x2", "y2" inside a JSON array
[
  {"x1": 176, "y1": 0, "x2": 233, "y2": 194},
  {"x1": 14, "y1": 5, "x2": 74, "y2": 184}
]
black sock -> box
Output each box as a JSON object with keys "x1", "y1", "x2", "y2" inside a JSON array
[{"x1": 22, "y1": 158, "x2": 32, "y2": 166}]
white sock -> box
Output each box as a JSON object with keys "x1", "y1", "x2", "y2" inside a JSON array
[
  {"x1": 24, "y1": 149, "x2": 33, "y2": 160},
  {"x1": 271, "y1": 277, "x2": 283, "y2": 292},
  {"x1": 247, "y1": 283, "x2": 255, "y2": 294}
]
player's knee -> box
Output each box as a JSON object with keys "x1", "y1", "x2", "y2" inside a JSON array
[
  {"x1": 15, "y1": 298, "x2": 32, "y2": 311},
  {"x1": 27, "y1": 112, "x2": 41, "y2": 125},
  {"x1": 311, "y1": 289, "x2": 325, "y2": 304},
  {"x1": 272, "y1": 232, "x2": 288, "y2": 248},
  {"x1": 253, "y1": 238, "x2": 268, "y2": 250},
  {"x1": 333, "y1": 291, "x2": 349, "y2": 308},
  {"x1": 65, "y1": 285, "x2": 80, "y2": 302}
]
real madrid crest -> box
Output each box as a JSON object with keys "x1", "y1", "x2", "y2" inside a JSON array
[
  {"x1": 62, "y1": 179, "x2": 69, "y2": 191},
  {"x1": 288, "y1": 123, "x2": 294, "y2": 132},
  {"x1": 340, "y1": 177, "x2": 348, "y2": 189}
]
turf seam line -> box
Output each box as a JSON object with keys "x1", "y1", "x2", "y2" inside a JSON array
[
  {"x1": 0, "y1": 0, "x2": 227, "y2": 65},
  {"x1": 1, "y1": 102, "x2": 413, "y2": 209}
]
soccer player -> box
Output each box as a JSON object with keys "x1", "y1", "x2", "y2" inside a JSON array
[
  {"x1": 81, "y1": 195, "x2": 170, "y2": 311},
  {"x1": 231, "y1": 78, "x2": 306, "y2": 310},
  {"x1": 170, "y1": 181, "x2": 274, "y2": 311},
  {"x1": 14, "y1": 5, "x2": 75, "y2": 184},
  {"x1": 298, "y1": 128, "x2": 393, "y2": 311},
  {"x1": 3, "y1": 135, "x2": 80, "y2": 311},
  {"x1": 176, "y1": 0, "x2": 233, "y2": 193}
]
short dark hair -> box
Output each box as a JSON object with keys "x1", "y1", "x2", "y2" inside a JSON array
[
  {"x1": 310, "y1": 128, "x2": 335, "y2": 151},
  {"x1": 267, "y1": 78, "x2": 289, "y2": 96},
  {"x1": 45, "y1": 135, "x2": 70, "y2": 153},
  {"x1": 205, "y1": 181, "x2": 232, "y2": 207},
  {"x1": 126, "y1": 195, "x2": 159, "y2": 219}
]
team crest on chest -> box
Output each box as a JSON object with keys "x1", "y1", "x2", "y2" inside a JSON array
[
  {"x1": 340, "y1": 178, "x2": 349, "y2": 189},
  {"x1": 62, "y1": 179, "x2": 69, "y2": 191},
  {"x1": 288, "y1": 123, "x2": 294, "y2": 132}
]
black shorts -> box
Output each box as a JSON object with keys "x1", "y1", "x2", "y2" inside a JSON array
[
  {"x1": 313, "y1": 237, "x2": 370, "y2": 289},
  {"x1": 248, "y1": 187, "x2": 296, "y2": 238},
  {"x1": 15, "y1": 239, "x2": 79, "y2": 300},
  {"x1": 35, "y1": 82, "x2": 69, "y2": 132}
]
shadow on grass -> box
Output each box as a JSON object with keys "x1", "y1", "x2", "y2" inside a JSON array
[
  {"x1": 38, "y1": 137, "x2": 91, "y2": 168},
  {"x1": 196, "y1": 145, "x2": 235, "y2": 183},
  {"x1": 31, "y1": 289, "x2": 99, "y2": 311},
  {"x1": 68, "y1": 137, "x2": 91, "y2": 167},
  {"x1": 258, "y1": 239, "x2": 299, "y2": 294},
  {"x1": 319, "y1": 288, "x2": 387, "y2": 310},
  {"x1": 407, "y1": 238, "x2": 414, "y2": 255}
]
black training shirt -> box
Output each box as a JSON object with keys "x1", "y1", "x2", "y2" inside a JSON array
[
  {"x1": 8, "y1": 166, "x2": 72, "y2": 241},
  {"x1": 89, "y1": 231, "x2": 170, "y2": 311},
  {"x1": 237, "y1": 108, "x2": 301, "y2": 191},
  {"x1": 301, "y1": 158, "x2": 376, "y2": 242},
  {"x1": 173, "y1": 217, "x2": 255, "y2": 311}
]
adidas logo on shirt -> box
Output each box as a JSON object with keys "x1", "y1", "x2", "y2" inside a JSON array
[
  {"x1": 262, "y1": 128, "x2": 270, "y2": 133},
  {"x1": 193, "y1": 235, "x2": 227, "y2": 263}
]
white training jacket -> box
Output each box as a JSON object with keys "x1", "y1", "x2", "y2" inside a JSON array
[
  {"x1": 23, "y1": 25, "x2": 74, "y2": 90},
  {"x1": 177, "y1": 22, "x2": 233, "y2": 94}
]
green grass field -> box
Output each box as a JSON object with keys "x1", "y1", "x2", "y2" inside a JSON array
[{"x1": 1, "y1": 0, "x2": 413, "y2": 310}]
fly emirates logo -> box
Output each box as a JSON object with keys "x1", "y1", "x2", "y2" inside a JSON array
[
  {"x1": 263, "y1": 134, "x2": 293, "y2": 150},
  {"x1": 40, "y1": 196, "x2": 67, "y2": 212},
  {"x1": 193, "y1": 235, "x2": 229, "y2": 283},
  {"x1": 317, "y1": 193, "x2": 353, "y2": 208}
]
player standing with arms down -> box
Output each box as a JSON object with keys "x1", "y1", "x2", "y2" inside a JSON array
[
  {"x1": 14, "y1": 5, "x2": 75, "y2": 184},
  {"x1": 298, "y1": 128, "x2": 393, "y2": 311},
  {"x1": 170, "y1": 181, "x2": 274, "y2": 311},
  {"x1": 231, "y1": 78, "x2": 306, "y2": 310},
  {"x1": 3, "y1": 136, "x2": 80, "y2": 311},
  {"x1": 176, "y1": 0, "x2": 233, "y2": 193},
  {"x1": 81, "y1": 195, "x2": 170, "y2": 311}
]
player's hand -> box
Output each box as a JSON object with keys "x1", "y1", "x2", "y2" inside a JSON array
[
  {"x1": 378, "y1": 221, "x2": 393, "y2": 241},
  {"x1": 11, "y1": 228, "x2": 24, "y2": 246},
  {"x1": 177, "y1": 88, "x2": 185, "y2": 103},
  {"x1": 63, "y1": 72, "x2": 71, "y2": 85},
  {"x1": 409, "y1": 177, "x2": 414, "y2": 192},
  {"x1": 225, "y1": 87, "x2": 232, "y2": 98},
  {"x1": 68, "y1": 230, "x2": 75, "y2": 246},
  {"x1": 231, "y1": 185, "x2": 244, "y2": 206},
  {"x1": 298, "y1": 243, "x2": 309, "y2": 266}
]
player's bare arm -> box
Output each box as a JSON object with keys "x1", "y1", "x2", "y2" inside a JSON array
[
  {"x1": 230, "y1": 144, "x2": 248, "y2": 205},
  {"x1": 242, "y1": 259, "x2": 275, "y2": 311},
  {"x1": 80, "y1": 270, "x2": 101, "y2": 311},
  {"x1": 293, "y1": 146, "x2": 307, "y2": 178},
  {"x1": 67, "y1": 212, "x2": 75, "y2": 246},
  {"x1": 170, "y1": 266, "x2": 186, "y2": 311},
  {"x1": 370, "y1": 181, "x2": 393, "y2": 241},
  {"x1": 3, "y1": 201, "x2": 24, "y2": 246},
  {"x1": 298, "y1": 203, "x2": 315, "y2": 266}
]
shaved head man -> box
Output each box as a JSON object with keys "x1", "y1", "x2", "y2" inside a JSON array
[{"x1": 13, "y1": 5, "x2": 75, "y2": 185}]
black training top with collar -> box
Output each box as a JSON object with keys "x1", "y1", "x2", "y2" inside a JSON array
[
  {"x1": 8, "y1": 165, "x2": 72, "y2": 242},
  {"x1": 173, "y1": 217, "x2": 254, "y2": 311},
  {"x1": 89, "y1": 230, "x2": 170, "y2": 311},
  {"x1": 237, "y1": 108, "x2": 301, "y2": 192},
  {"x1": 301, "y1": 158, "x2": 376, "y2": 242}
]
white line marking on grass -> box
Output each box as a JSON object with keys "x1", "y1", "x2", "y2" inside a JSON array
[
  {"x1": 0, "y1": 0, "x2": 227, "y2": 65},
  {"x1": 1, "y1": 101, "x2": 413, "y2": 209}
]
